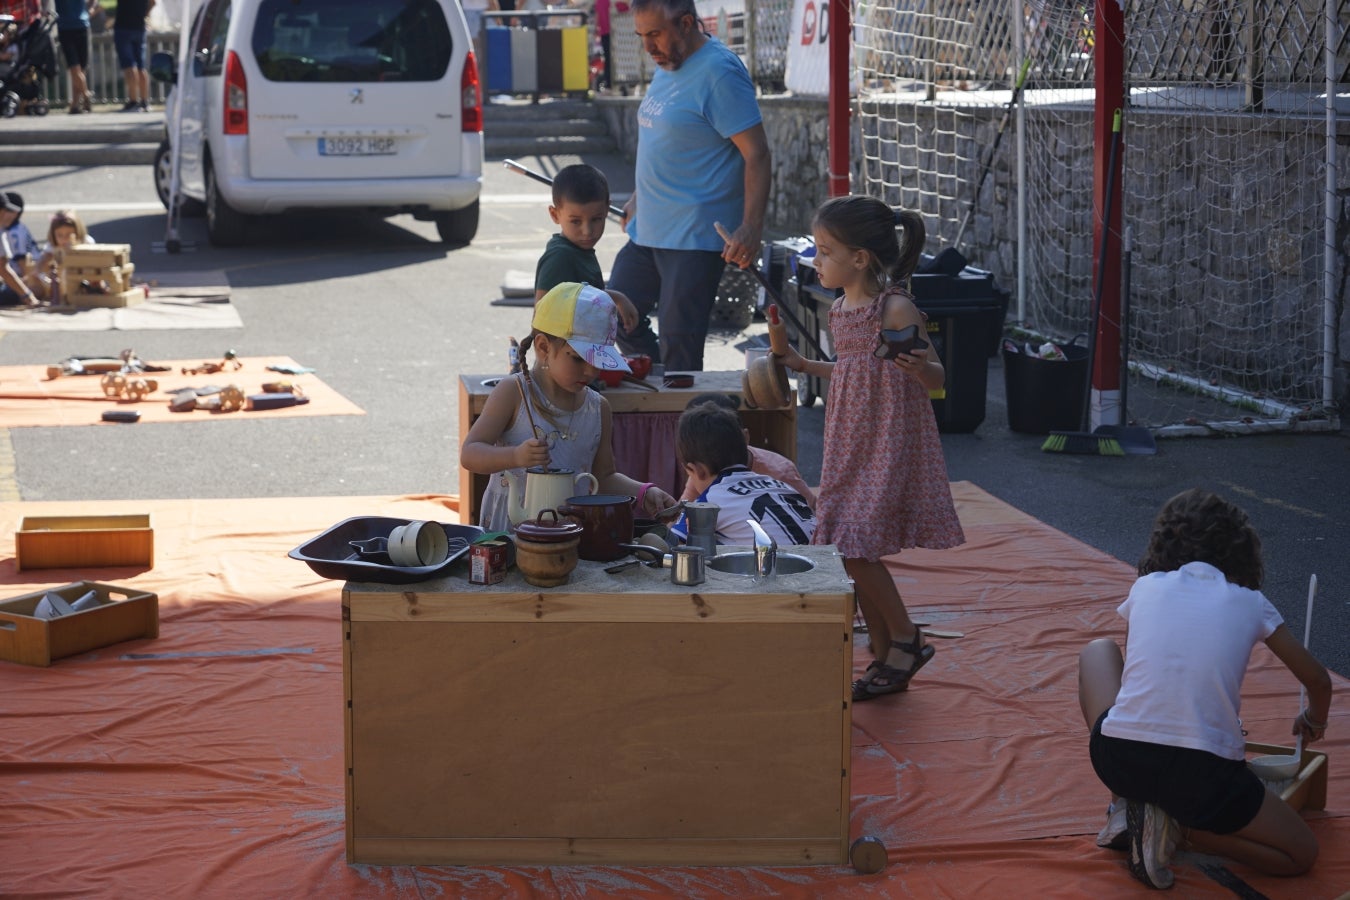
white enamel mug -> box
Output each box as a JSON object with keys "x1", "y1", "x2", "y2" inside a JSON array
[{"x1": 387, "y1": 521, "x2": 450, "y2": 567}]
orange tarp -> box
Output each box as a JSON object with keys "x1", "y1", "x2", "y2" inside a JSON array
[
  {"x1": 0, "y1": 485, "x2": 1344, "y2": 897},
  {"x1": 0, "y1": 357, "x2": 364, "y2": 427}
]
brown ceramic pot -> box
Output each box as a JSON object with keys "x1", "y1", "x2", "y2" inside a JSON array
[{"x1": 558, "y1": 494, "x2": 635, "y2": 561}]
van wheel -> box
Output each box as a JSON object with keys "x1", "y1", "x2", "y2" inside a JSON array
[
  {"x1": 153, "y1": 141, "x2": 205, "y2": 217},
  {"x1": 435, "y1": 201, "x2": 479, "y2": 245},
  {"x1": 206, "y1": 162, "x2": 249, "y2": 247}
]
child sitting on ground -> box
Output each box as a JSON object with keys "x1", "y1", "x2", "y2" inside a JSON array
[
  {"x1": 676, "y1": 392, "x2": 815, "y2": 507},
  {"x1": 668, "y1": 400, "x2": 815, "y2": 547},
  {"x1": 1079, "y1": 488, "x2": 1332, "y2": 890},
  {"x1": 461, "y1": 282, "x2": 677, "y2": 532},
  {"x1": 28, "y1": 208, "x2": 93, "y2": 303},
  {"x1": 534, "y1": 163, "x2": 638, "y2": 334}
]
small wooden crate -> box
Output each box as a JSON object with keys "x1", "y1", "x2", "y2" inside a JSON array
[
  {"x1": 15, "y1": 514, "x2": 154, "y2": 571},
  {"x1": 62, "y1": 286, "x2": 145, "y2": 309},
  {"x1": 57, "y1": 243, "x2": 131, "y2": 269},
  {"x1": 0, "y1": 581, "x2": 158, "y2": 666},
  {"x1": 1246, "y1": 741, "x2": 1328, "y2": 811},
  {"x1": 62, "y1": 262, "x2": 136, "y2": 295}
]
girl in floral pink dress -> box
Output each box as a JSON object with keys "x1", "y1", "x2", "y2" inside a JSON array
[{"x1": 773, "y1": 196, "x2": 964, "y2": 700}]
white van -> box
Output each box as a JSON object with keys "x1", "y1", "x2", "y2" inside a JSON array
[{"x1": 151, "y1": 0, "x2": 483, "y2": 246}]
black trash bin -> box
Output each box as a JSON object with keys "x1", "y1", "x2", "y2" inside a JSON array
[
  {"x1": 1002, "y1": 338, "x2": 1089, "y2": 434},
  {"x1": 911, "y1": 267, "x2": 1007, "y2": 433},
  {"x1": 795, "y1": 267, "x2": 1007, "y2": 433}
]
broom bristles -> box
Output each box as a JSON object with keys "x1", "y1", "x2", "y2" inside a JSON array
[{"x1": 1041, "y1": 431, "x2": 1124, "y2": 456}]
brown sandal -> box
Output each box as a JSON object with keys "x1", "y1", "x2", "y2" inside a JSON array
[{"x1": 857, "y1": 638, "x2": 935, "y2": 698}]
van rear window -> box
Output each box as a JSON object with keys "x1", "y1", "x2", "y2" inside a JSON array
[{"x1": 252, "y1": 0, "x2": 453, "y2": 82}]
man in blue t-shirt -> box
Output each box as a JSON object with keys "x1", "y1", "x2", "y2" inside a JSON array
[{"x1": 608, "y1": 0, "x2": 770, "y2": 373}]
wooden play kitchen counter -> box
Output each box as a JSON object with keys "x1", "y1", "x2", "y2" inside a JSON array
[
  {"x1": 342, "y1": 545, "x2": 853, "y2": 866},
  {"x1": 457, "y1": 371, "x2": 797, "y2": 527}
]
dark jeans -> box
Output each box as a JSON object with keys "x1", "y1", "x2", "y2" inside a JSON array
[{"x1": 607, "y1": 241, "x2": 725, "y2": 372}]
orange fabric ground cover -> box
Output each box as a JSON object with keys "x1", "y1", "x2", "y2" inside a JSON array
[
  {"x1": 0, "y1": 486, "x2": 1344, "y2": 898},
  {"x1": 0, "y1": 357, "x2": 363, "y2": 427}
]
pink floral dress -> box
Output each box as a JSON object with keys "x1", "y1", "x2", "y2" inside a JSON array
[{"x1": 811, "y1": 288, "x2": 965, "y2": 561}]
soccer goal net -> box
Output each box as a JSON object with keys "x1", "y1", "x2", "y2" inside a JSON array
[{"x1": 853, "y1": 0, "x2": 1343, "y2": 435}]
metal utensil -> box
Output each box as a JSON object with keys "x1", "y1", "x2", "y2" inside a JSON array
[
  {"x1": 713, "y1": 221, "x2": 832, "y2": 360},
  {"x1": 504, "y1": 159, "x2": 626, "y2": 220},
  {"x1": 621, "y1": 373, "x2": 659, "y2": 391},
  {"x1": 670, "y1": 546, "x2": 706, "y2": 586},
  {"x1": 654, "y1": 501, "x2": 685, "y2": 521},
  {"x1": 1295, "y1": 573, "x2": 1317, "y2": 760}
]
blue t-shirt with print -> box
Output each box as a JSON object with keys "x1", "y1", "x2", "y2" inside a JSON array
[{"x1": 627, "y1": 37, "x2": 761, "y2": 252}]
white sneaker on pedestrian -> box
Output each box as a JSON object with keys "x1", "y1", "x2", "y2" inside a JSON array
[
  {"x1": 1096, "y1": 801, "x2": 1129, "y2": 850},
  {"x1": 1126, "y1": 800, "x2": 1177, "y2": 890}
]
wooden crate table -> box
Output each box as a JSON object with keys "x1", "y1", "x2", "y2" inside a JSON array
[
  {"x1": 458, "y1": 371, "x2": 796, "y2": 527},
  {"x1": 342, "y1": 545, "x2": 852, "y2": 866}
]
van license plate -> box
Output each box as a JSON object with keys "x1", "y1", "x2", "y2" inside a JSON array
[{"x1": 319, "y1": 137, "x2": 397, "y2": 156}]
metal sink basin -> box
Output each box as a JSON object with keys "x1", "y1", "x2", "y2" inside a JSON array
[{"x1": 707, "y1": 552, "x2": 816, "y2": 576}]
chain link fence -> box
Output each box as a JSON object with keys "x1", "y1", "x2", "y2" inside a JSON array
[{"x1": 853, "y1": 0, "x2": 1346, "y2": 431}]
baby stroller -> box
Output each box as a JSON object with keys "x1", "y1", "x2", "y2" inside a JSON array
[{"x1": 0, "y1": 12, "x2": 58, "y2": 118}]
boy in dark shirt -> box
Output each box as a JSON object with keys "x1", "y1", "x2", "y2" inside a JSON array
[{"x1": 534, "y1": 164, "x2": 638, "y2": 332}]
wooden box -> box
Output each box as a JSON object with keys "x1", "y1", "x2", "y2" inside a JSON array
[
  {"x1": 458, "y1": 371, "x2": 797, "y2": 526},
  {"x1": 1246, "y1": 742, "x2": 1329, "y2": 812},
  {"x1": 343, "y1": 546, "x2": 853, "y2": 866},
  {"x1": 0, "y1": 581, "x2": 159, "y2": 666},
  {"x1": 15, "y1": 514, "x2": 154, "y2": 571},
  {"x1": 57, "y1": 243, "x2": 131, "y2": 269},
  {"x1": 63, "y1": 287, "x2": 145, "y2": 309},
  {"x1": 62, "y1": 262, "x2": 135, "y2": 294}
]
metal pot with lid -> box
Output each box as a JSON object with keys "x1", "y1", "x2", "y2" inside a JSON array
[
  {"x1": 513, "y1": 509, "x2": 583, "y2": 587},
  {"x1": 514, "y1": 508, "x2": 585, "y2": 543}
]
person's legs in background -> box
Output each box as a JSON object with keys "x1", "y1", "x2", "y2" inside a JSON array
[
  {"x1": 600, "y1": 32, "x2": 612, "y2": 90},
  {"x1": 608, "y1": 241, "x2": 662, "y2": 362},
  {"x1": 58, "y1": 27, "x2": 92, "y2": 113},
  {"x1": 652, "y1": 248, "x2": 723, "y2": 372},
  {"x1": 114, "y1": 27, "x2": 148, "y2": 110}
]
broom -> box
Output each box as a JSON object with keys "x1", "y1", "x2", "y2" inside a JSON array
[{"x1": 1043, "y1": 109, "x2": 1125, "y2": 457}]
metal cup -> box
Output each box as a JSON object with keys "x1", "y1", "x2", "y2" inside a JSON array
[{"x1": 670, "y1": 546, "x2": 706, "y2": 586}]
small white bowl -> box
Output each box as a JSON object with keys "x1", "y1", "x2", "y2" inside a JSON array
[
  {"x1": 1249, "y1": 754, "x2": 1300, "y2": 782},
  {"x1": 388, "y1": 521, "x2": 450, "y2": 567}
]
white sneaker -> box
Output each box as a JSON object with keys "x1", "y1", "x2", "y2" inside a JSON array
[
  {"x1": 1126, "y1": 800, "x2": 1177, "y2": 890},
  {"x1": 1096, "y1": 801, "x2": 1129, "y2": 850}
]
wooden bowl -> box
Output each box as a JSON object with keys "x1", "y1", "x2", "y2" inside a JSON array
[
  {"x1": 513, "y1": 534, "x2": 580, "y2": 587},
  {"x1": 744, "y1": 355, "x2": 791, "y2": 409}
]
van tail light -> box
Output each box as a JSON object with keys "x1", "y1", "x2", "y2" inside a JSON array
[
  {"x1": 224, "y1": 50, "x2": 248, "y2": 135},
  {"x1": 461, "y1": 52, "x2": 482, "y2": 133}
]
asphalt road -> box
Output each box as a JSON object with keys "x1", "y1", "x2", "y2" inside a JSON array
[{"x1": 2, "y1": 158, "x2": 1346, "y2": 678}]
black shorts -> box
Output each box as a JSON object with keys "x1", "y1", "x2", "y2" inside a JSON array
[
  {"x1": 1090, "y1": 710, "x2": 1266, "y2": 835},
  {"x1": 58, "y1": 27, "x2": 91, "y2": 70}
]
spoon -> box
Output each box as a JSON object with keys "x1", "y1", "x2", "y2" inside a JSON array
[{"x1": 654, "y1": 501, "x2": 685, "y2": 521}]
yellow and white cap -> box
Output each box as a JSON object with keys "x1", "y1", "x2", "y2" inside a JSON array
[{"x1": 533, "y1": 283, "x2": 631, "y2": 374}]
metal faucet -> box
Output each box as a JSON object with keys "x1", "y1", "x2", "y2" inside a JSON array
[{"x1": 747, "y1": 519, "x2": 777, "y2": 580}]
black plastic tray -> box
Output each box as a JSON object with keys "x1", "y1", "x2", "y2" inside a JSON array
[{"x1": 288, "y1": 516, "x2": 482, "y2": 584}]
